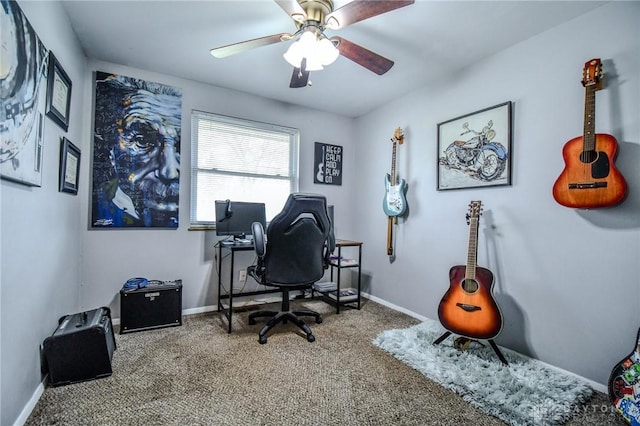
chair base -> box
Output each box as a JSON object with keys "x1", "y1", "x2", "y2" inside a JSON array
[{"x1": 248, "y1": 300, "x2": 322, "y2": 344}]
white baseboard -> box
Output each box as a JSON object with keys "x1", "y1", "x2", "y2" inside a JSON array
[
  {"x1": 365, "y1": 293, "x2": 430, "y2": 322},
  {"x1": 13, "y1": 380, "x2": 45, "y2": 426},
  {"x1": 182, "y1": 305, "x2": 217, "y2": 316},
  {"x1": 537, "y1": 360, "x2": 607, "y2": 394},
  {"x1": 367, "y1": 293, "x2": 608, "y2": 393}
]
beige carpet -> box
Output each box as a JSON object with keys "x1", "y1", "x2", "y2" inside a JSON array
[{"x1": 26, "y1": 299, "x2": 624, "y2": 425}]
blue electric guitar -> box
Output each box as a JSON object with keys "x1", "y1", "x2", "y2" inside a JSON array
[{"x1": 384, "y1": 127, "x2": 407, "y2": 255}]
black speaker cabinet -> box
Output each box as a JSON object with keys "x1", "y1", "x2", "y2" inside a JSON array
[
  {"x1": 43, "y1": 307, "x2": 116, "y2": 386},
  {"x1": 120, "y1": 280, "x2": 182, "y2": 334}
]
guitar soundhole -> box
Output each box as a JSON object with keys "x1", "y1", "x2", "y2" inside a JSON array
[
  {"x1": 580, "y1": 150, "x2": 597, "y2": 163},
  {"x1": 462, "y1": 278, "x2": 479, "y2": 293}
]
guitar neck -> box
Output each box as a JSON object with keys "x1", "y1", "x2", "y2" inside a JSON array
[
  {"x1": 465, "y1": 217, "x2": 478, "y2": 280},
  {"x1": 583, "y1": 84, "x2": 597, "y2": 151},
  {"x1": 390, "y1": 141, "x2": 397, "y2": 186}
]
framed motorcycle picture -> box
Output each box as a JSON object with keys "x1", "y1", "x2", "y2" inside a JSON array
[{"x1": 437, "y1": 101, "x2": 512, "y2": 190}]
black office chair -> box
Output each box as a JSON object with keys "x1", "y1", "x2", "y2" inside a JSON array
[{"x1": 247, "y1": 193, "x2": 335, "y2": 344}]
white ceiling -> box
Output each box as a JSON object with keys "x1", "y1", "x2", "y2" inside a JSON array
[{"x1": 61, "y1": 0, "x2": 607, "y2": 118}]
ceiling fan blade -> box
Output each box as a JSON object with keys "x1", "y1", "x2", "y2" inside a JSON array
[
  {"x1": 274, "y1": 0, "x2": 307, "y2": 23},
  {"x1": 325, "y1": 0, "x2": 414, "y2": 30},
  {"x1": 332, "y1": 36, "x2": 394, "y2": 75},
  {"x1": 210, "y1": 33, "x2": 291, "y2": 58},
  {"x1": 290, "y1": 58, "x2": 310, "y2": 88}
]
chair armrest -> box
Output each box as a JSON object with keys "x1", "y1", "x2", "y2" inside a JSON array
[
  {"x1": 251, "y1": 221, "x2": 266, "y2": 257},
  {"x1": 247, "y1": 222, "x2": 267, "y2": 283},
  {"x1": 324, "y1": 227, "x2": 336, "y2": 266}
]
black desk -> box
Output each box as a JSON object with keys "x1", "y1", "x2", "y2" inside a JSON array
[
  {"x1": 217, "y1": 239, "x2": 363, "y2": 332},
  {"x1": 216, "y1": 241, "x2": 280, "y2": 333}
]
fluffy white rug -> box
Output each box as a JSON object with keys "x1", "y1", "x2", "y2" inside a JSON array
[{"x1": 373, "y1": 319, "x2": 593, "y2": 426}]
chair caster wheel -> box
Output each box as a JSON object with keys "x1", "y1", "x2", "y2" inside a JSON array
[
  {"x1": 248, "y1": 318, "x2": 256, "y2": 325},
  {"x1": 259, "y1": 335, "x2": 268, "y2": 344},
  {"x1": 307, "y1": 334, "x2": 315, "y2": 342},
  {"x1": 316, "y1": 317, "x2": 323, "y2": 324}
]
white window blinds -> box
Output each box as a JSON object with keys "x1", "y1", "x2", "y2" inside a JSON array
[{"x1": 190, "y1": 111, "x2": 299, "y2": 226}]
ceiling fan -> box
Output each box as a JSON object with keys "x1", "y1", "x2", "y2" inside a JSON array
[{"x1": 210, "y1": 0, "x2": 415, "y2": 88}]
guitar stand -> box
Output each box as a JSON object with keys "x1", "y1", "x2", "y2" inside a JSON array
[{"x1": 433, "y1": 331, "x2": 508, "y2": 365}]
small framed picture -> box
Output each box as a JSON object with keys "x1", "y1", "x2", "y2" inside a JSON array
[
  {"x1": 437, "y1": 101, "x2": 512, "y2": 190},
  {"x1": 45, "y1": 51, "x2": 72, "y2": 131},
  {"x1": 59, "y1": 137, "x2": 80, "y2": 194}
]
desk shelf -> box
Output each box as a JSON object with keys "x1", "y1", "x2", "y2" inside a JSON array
[
  {"x1": 317, "y1": 239, "x2": 363, "y2": 314},
  {"x1": 329, "y1": 258, "x2": 359, "y2": 268}
]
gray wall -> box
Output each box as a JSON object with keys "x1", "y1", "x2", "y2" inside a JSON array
[
  {"x1": 352, "y1": 2, "x2": 640, "y2": 386},
  {"x1": 1, "y1": 2, "x2": 88, "y2": 425},
  {"x1": 1, "y1": 2, "x2": 638, "y2": 425}
]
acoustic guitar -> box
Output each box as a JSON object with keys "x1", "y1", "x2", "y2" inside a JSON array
[
  {"x1": 383, "y1": 127, "x2": 407, "y2": 255},
  {"x1": 552, "y1": 58, "x2": 627, "y2": 208},
  {"x1": 608, "y1": 327, "x2": 640, "y2": 425},
  {"x1": 437, "y1": 201, "x2": 503, "y2": 340}
]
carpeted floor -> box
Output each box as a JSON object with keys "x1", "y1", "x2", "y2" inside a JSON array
[{"x1": 26, "y1": 299, "x2": 625, "y2": 425}]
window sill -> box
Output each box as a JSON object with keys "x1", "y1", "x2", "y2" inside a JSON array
[{"x1": 188, "y1": 225, "x2": 215, "y2": 231}]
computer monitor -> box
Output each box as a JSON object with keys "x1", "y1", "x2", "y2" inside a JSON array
[{"x1": 215, "y1": 200, "x2": 266, "y2": 240}]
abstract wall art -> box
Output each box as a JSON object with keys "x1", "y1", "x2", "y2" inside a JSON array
[{"x1": 1, "y1": 0, "x2": 48, "y2": 187}]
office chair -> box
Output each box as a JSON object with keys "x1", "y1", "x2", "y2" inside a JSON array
[{"x1": 247, "y1": 193, "x2": 335, "y2": 344}]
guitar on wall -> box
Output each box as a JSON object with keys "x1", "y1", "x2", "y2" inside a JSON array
[
  {"x1": 608, "y1": 327, "x2": 640, "y2": 425},
  {"x1": 383, "y1": 127, "x2": 407, "y2": 256},
  {"x1": 437, "y1": 201, "x2": 503, "y2": 341},
  {"x1": 552, "y1": 58, "x2": 627, "y2": 208}
]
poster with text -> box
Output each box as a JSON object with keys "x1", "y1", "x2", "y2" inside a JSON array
[{"x1": 314, "y1": 142, "x2": 342, "y2": 186}]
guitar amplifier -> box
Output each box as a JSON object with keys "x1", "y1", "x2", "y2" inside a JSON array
[
  {"x1": 43, "y1": 307, "x2": 116, "y2": 386},
  {"x1": 120, "y1": 279, "x2": 182, "y2": 334}
]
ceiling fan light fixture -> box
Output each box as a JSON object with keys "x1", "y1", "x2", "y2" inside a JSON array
[
  {"x1": 304, "y1": 56, "x2": 325, "y2": 71},
  {"x1": 283, "y1": 28, "x2": 338, "y2": 69},
  {"x1": 283, "y1": 39, "x2": 303, "y2": 68},
  {"x1": 317, "y1": 36, "x2": 339, "y2": 65}
]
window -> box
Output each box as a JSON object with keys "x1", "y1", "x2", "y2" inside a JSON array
[{"x1": 190, "y1": 111, "x2": 299, "y2": 227}]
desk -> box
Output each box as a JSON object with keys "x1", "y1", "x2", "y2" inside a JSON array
[
  {"x1": 325, "y1": 239, "x2": 363, "y2": 314},
  {"x1": 217, "y1": 239, "x2": 363, "y2": 332},
  {"x1": 216, "y1": 242, "x2": 280, "y2": 333}
]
